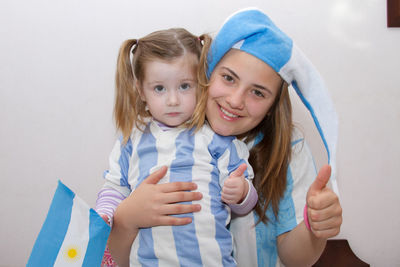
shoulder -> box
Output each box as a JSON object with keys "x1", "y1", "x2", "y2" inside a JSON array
[{"x1": 289, "y1": 128, "x2": 316, "y2": 174}]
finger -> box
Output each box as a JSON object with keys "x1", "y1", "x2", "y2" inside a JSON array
[
  {"x1": 310, "y1": 213, "x2": 342, "y2": 232},
  {"x1": 162, "y1": 191, "x2": 203, "y2": 204},
  {"x1": 100, "y1": 214, "x2": 111, "y2": 225},
  {"x1": 160, "y1": 182, "x2": 199, "y2": 193},
  {"x1": 157, "y1": 216, "x2": 193, "y2": 226},
  {"x1": 312, "y1": 227, "x2": 341, "y2": 239},
  {"x1": 221, "y1": 197, "x2": 235, "y2": 204},
  {"x1": 230, "y1": 163, "x2": 247, "y2": 178},
  {"x1": 222, "y1": 186, "x2": 238, "y2": 195},
  {"x1": 162, "y1": 203, "x2": 202, "y2": 215},
  {"x1": 221, "y1": 192, "x2": 236, "y2": 202},
  {"x1": 308, "y1": 164, "x2": 331, "y2": 197},
  {"x1": 308, "y1": 199, "x2": 342, "y2": 222},
  {"x1": 223, "y1": 175, "x2": 244, "y2": 189},
  {"x1": 308, "y1": 188, "x2": 339, "y2": 210},
  {"x1": 143, "y1": 166, "x2": 168, "y2": 185}
]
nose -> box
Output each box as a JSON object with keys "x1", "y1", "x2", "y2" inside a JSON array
[
  {"x1": 226, "y1": 88, "x2": 245, "y2": 110},
  {"x1": 166, "y1": 90, "x2": 180, "y2": 106}
]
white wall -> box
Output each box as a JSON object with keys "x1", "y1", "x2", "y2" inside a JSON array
[{"x1": 1, "y1": 0, "x2": 399, "y2": 266}]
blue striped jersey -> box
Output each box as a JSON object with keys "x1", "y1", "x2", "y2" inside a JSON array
[
  {"x1": 231, "y1": 133, "x2": 317, "y2": 267},
  {"x1": 103, "y1": 121, "x2": 254, "y2": 267}
]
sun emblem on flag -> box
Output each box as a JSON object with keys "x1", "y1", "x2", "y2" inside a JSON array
[{"x1": 63, "y1": 245, "x2": 82, "y2": 262}]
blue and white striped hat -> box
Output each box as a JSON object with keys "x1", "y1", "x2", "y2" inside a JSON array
[{"x1": 207, "y1": 8, "x2": 339, "y2": 193}]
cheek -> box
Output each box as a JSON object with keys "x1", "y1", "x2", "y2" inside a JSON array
[
  {"x1": 146, "y1": 95, "x2": 161, "y2": 107},
  {"x1": 186, "y1": 93, "x2": 197, "y2": 111},
  {"x1": 247, "y1": 101, "x2": 271, "y2": 121},
  {"x1": 208, "y1": 81, "x2": 224, "y2": 98}
]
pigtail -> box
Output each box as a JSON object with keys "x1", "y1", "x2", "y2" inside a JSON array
[
  {"x1": 189, "y1": 34, "x2": 212, "y2": 131},
  {"x1": 114, "y1": 39, "x2": 138, "y2": 143},
  {"x1": 197, "y1": 34, "x2": 212, "y2": 88}
]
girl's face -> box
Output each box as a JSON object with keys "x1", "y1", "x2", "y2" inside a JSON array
[
  {"x1": 206, "y1": 49, "x2": 282, "y2": 136},
  {"x1": 140, "y1": 55, "x2": 198, "y2": 127}
]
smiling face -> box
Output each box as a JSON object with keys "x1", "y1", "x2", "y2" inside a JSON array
[
  {"x1": 206, "y1": 49, "x2": 283, "y2": 136},
  {"x1": 139, "y1": 54, "x2": 198, "y2": 127}
]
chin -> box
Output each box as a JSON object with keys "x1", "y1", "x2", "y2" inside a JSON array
[{"x1": 210, "y1": 123, "x2": 233, "y2": 136}]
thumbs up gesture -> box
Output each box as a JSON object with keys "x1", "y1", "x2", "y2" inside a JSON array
[
  {"x1": 221, "y1": 163, "x2": 248, "y2": 204},
  {"x1": 305, "y1": 164, "x2": 342, "y2": 239}
]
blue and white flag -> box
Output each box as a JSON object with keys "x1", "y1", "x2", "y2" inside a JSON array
[{"x1": 27, "y1": 181, "x2": 110, "y2": 266}]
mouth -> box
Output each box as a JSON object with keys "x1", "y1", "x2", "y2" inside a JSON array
[
  {"x1": 166, "y1": 112, "x2": 181, "y2": 117},
  {"x1": 219, "y1": 105, "x2": 240, "y2": 120}
]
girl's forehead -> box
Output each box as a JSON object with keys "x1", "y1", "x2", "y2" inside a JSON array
[
  {"x1": 217, "y1": 50, "x2": 280, "y2": 78},
  {"x1": 142, "y1": 55, "x2": 198, "y2": 82},
  {"x1": 147, "y1": 54, "x2": 198, "y2": 68}
]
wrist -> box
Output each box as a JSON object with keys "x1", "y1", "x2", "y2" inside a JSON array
[
  {"x1": 239, "y1": 179, "x2": 249, "y2": 203},
  {"x1": 113, "y1": 202, "x2": 139, "y2": 233},
  {"x1": 303, "y1": 204, "x2": 311, "y2": 231}
]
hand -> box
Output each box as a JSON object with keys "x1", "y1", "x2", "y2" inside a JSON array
[
  {"x1": 114, "y1": 166, "x2": 203, "y2": 233},
  {"x1": 221, "y1": 163, "x2": 248, "y2": 204},
  {"x1": 306, "y1": 164, "x2": 342, "y2": 239},
  {"x1": 100, "y1": 214, "x2": 112, "y2": 226}
]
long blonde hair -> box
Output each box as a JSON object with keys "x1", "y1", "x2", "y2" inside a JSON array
[{"x1": 114, "y1": 28, "x2": 211, "y2": 143}]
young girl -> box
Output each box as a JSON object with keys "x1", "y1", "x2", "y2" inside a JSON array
[
  {"x1": 96, "y1": 28, "x2": 258, "y2": 266},
  {"x1": 107, "y1": 8, "x2": 342, "y2": 267}
]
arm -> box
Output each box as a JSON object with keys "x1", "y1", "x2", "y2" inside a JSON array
[
  {"x1": 277, "y1": 165, "x2": 342, "y2": 266},
  {"x1": 95, "y1": 188, "x2": 126, "y2": 226},
  {"x1": 108, "y1": 166, "x2": 203, "y2": 267}
]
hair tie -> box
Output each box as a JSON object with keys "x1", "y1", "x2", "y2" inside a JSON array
[
  {"x1": 132, "y1": 39, "x2": 139, "y2": 54},
  {"x1": 198, "y1": 36, "x2": 204, "y2": 45}
]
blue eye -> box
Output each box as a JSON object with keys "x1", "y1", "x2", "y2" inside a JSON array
[
  {"x1": 179, "y1": 83, "x2": 191, "y2": 91},
  {"x1": 154, "y1": 85, "x2": 166, "y2": 93}
]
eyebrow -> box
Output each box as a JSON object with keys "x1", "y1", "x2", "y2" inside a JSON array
[{"x1": 221, "y1": 67, "x2": 273, "y2": 95}]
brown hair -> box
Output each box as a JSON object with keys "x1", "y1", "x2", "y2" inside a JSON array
[
  {"x1": 246, "y1": 82, "x2": 293, "y2": 224},
  {"x1": 197, "y1": 48, "x2": 294, "y2": 224},
  {"x1": 114, "y1": 28, "x2": 211, "y2": 143}
]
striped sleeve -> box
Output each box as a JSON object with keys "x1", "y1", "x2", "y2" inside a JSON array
[
  {"x1": 95, "y1": 136, "x2": 134, "y2": 221},
  {"x1": 102, "y1": 137, "x2": 133, "y2": 197},
  {"x1": 95, "y1": 188, "x2": 126, "y2": 223}
]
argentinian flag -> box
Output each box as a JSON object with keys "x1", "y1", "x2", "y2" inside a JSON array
[{"x1": 27, "y1": 181, "x2": 110, "y2": 266}]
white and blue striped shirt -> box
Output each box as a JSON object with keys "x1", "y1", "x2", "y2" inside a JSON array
[
  {"x1": 231, "y1": 132, "x2": 317, "y2": 267},
  {"x1": 102, "y1": 121, "x2": 254, "y2": 266}
]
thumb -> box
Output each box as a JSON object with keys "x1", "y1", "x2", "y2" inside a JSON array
[
  {"x1": 230, "y1": 163, "x2": 247, "y2": 178},
  {"x1": 308, "y1": 164, "x2": 331, "y2": 197},
  {"x1": 143, "y1": 166, "x2": 168, "y2": 184}
]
